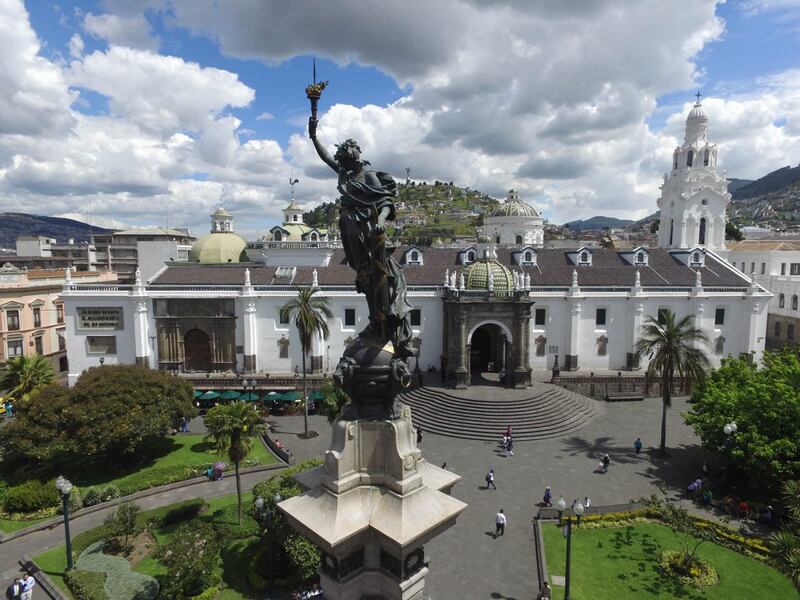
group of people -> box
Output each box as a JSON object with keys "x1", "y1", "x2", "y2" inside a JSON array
[
  {"x1": 5, "y1": 574, "x2": 34, "y2": 600},
  {"x1": 541, "y1": 486, "x2": 592, "y2": 511},
  {"x1": 501, "y1": 425, "x2": 514, "y2": 457}
]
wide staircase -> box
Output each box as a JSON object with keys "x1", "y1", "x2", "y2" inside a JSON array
[{"x1": 398, "y1": 383, "x2": 602, "y2": 441}]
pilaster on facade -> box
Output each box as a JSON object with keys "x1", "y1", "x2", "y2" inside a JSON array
[
  {"x1": 243, "y1": 298, "x2": 258, "y2": 373},
  {"x1": 565, "y1": 299, "x2": 582, "y2": 371}
]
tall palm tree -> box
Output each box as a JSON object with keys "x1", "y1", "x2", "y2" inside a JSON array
[
  {"x1": 0, "y1": 354, "x2": 56, "y2": 403},
  {"x1": 280, "y1": 287, "x2": 332, "y2": 437},
  {"x1": 635, "y1": 310, "x2": 709, "y2": 456},
  {"x1": 204, "y1": 401, "x2": 266, "y2": 525}
]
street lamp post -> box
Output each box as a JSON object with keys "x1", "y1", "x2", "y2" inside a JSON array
[
  {"x1": 556, "y1": 497, "x2": 585, "y2": 600},
  {"x1": 56, "y1": 476, "x2": 74, "y2": 570}
]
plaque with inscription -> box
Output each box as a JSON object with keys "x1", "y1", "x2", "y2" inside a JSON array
[{"x1": 77, "y1": 307, "x2": 123, "y2": 330}]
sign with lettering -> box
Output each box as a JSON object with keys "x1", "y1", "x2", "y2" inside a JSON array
[{"x1": 77, "y1": 307, "x2": 123, "y2": 330}]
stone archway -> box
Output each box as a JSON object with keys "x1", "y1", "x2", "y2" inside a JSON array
[
  {"x1": 468, "y1": 322, "x2": 511, "y2": 374},
  {"x1": 184, "y1": 328, "x2": 211, "y2": 372}
]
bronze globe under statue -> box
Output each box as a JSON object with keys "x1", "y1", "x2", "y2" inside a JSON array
[{"x1": 307, "y1": 82, "x2": 414, "y2": 418}]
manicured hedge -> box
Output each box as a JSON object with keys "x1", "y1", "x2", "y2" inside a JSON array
[
  {"x1": 64, "y1": 569, "x2": 108, "y2": 600},
  {"x1": 3, "y1": 480, "x2": 60, "y2": 513}
]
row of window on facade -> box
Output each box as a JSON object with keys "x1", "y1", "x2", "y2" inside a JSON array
[
  {"x1": 774, "y1": 321, "x2": 796, "y2": 341},
  {"x1": 531, "y1": 306, "x2": 725, "y2": 328},
  {"x1": 5, "y1": 332, "x2": 66, "y2": 358},
  {"x1": 2, "y1": 305, "x2": 64, "y2": 331},
  {"x1": 277, "y1": 307, "x2": 422, "y2": 328},
  {"x1": 778, "y1": 294, "x2": 800, "y2": 310},
  {"x1": 674, "y1": 148, "x2": 712, "y2": 169}
]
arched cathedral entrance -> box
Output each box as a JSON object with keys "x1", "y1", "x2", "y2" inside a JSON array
[
  {"x1": 184, "y1": 328, "x2": 211, "y2": 372},
  {"x1": 469, "y1": 322, "x2": 510, "y2": 374}
]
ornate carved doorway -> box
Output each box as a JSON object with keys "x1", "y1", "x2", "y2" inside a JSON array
[
  {"x1": 469, "y1": 323, "x2": 507, "y2": 373},
  {"x1": 184, "y1": 328, "x2": 211, "y2": 372}
]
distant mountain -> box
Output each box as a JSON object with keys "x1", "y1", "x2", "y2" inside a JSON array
[
  {"x1": 732, "y1": 164, "x2": 800, "y2": 200},
  {"x1": 727, "y1": 178, "x2": 754, "y2": 195},
  {"x1": 563, "y1": 216, "x2": 634, "y2": 231},
  {"x1": 0, "y1": 213, "x2": 111, "y2": 249}
]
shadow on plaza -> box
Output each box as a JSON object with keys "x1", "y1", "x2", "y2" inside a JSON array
[{"x1": 559, "y1": 436, "x2": 706, "y2": 492}]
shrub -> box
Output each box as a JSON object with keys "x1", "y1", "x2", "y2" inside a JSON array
[
  {"x1": 57, "y1": 486, "x2": 82, "y2": 515},
  {"x1": 0, "y1": 480, "x2": 8, "y2": 506},
  {"x1": 659, "y1": 550, "x2": 719, "y2": 587},
  {"x1": 82, "y1": 485, "x2": 121, "y2": 507},
  {"x1": 3, "y1": 479, "x2": 60, "y2": 513},
  {"x1": 103, "y1": 502, "x2": 141, "y2": 555},
  {"x1": 155, "y1": 523, "x2": 222, "y2": 599},
  {"x1": 64, "y1": 569, "x2": 108, "y2": 600},
  {"x1": 73, "y1": 524, "x2": 113, "y2": 556},
  {"x1": 188, "y1": 587, "x2": 220, "y2": 600},
  {"x1": 75, "y1": 542, "x2": 159, "y2": 600}
]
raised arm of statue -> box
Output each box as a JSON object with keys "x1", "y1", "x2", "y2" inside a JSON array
[{"x1": 309, "y1": 118, "x2": 339, "y2": 173}]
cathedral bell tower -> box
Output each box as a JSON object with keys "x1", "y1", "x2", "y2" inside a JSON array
[{"x1": 656, "y1": 96, "x2": 730, "y2": 251}]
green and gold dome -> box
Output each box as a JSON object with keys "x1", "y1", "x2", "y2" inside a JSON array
[
  {"x1": 190, "y1": 208, "x2": 248, "y2": 264},
  {"x1": 464, "y1": 259, "x2": 515, "y2": 291}
]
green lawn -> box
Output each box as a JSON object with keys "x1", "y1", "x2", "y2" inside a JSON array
[
  {"x1": 542, "y1": 522, "x2": 799, "y2": 600},
  {"x1": 1, "y1": 435, "x2": 276, "y2": 534},
  {"x1": 33, "y1": 492, "x2": 270, "y2": 600}
]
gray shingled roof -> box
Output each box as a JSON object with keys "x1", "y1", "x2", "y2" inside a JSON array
[{"x1": 149, "y1": 247, "x2": 750, "y2": 288}]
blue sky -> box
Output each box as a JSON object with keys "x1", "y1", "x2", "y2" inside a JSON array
[{"x1": 3, "y1": 0, "x2": 799, "y2": 234}]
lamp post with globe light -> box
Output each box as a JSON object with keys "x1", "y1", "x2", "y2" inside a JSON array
[
  {"x1": 556, "y1": 496, "x2": 585, "y2": 600},
  {"x1": 55, "y1": 476, "x2": 74, "y2": 570}
]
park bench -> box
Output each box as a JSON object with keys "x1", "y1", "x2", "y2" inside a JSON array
[{"x1": 605, "y1": 392, "x2": 644, "y2": 402}]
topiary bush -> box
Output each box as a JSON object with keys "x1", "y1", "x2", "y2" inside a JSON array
[
  {"x1": 3, "y1": 479, "x2": 60, "y2": 513},
  {"x1": 75, "y1": 541, "x2": 159, "y2": 600},
  {"x1": 64, "y1": 569, "x2": 108, "y2": 600},
  {"x1": 659, "y1": 550, "x2": 719, "y2": 587}
]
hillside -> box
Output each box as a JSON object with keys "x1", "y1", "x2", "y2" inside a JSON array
[
  {"x1": 0, "y1": 213, "x2": 111, "y2": 249},
  {"x1": 304, "y1": 180, "x2": 500, "y2": 246},
  {"x1": 727, "y1": 178, "x2": 754, "y2": 195},
  {"x1": 563, "y1": 216, "x2": 633, "y2": 231},
  {"x1": 732, "y1": 164, "x2": 800, "y2": 200}
]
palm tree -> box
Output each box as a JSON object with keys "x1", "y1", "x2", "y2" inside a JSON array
[
  {"x1": 280, "y1": 287, "x2": 332, "y2": 438},
  {"x1": 319, "y1": 380, "x2": 349, "y2": 424},
  {"x1": 635, "y1": 310, "x2": 709, "y2": 456},
  {"x1": 0, "y1": 354, "x2": 56, "y2": 403},
  {"x1": 204, "y1": 401, "x2": 266, "y2": 525}
]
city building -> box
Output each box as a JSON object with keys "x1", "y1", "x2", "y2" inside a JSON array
[
  {"x1": 16, "y1": 227, "x2": 195, "y2": 284},
  {"x1": 722, "y1": 240, "x2": 800, "y2": 349},
  {"x1": 481, "y1": 189, "x2": 544, "y2": 246},
  {"x1": 189, "y1": 208, "x2": 248, "y2": 264},
  {"x1": 656, "y1": 99, "x2": 729, "y2": 251},
  {"x1": 1, "y1": 263, "x2": 117, "y2": 373}
]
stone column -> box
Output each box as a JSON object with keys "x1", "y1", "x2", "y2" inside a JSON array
[
  {"x1": 455, "y1": 308, "x2": 469, "y2": 389},
  {"x1": 627, "y1": 301, "x2": 644, "y2": 370},
  {"x1": 694, "y1": 301, "x2": 706, "y2": 354},
  {"x1": 133, "y1": 299, "x2": 150, "y2": 367},
  {"x1": 565, "y1": 300, "x2": 581, "y2": 371},
  {"x1": 243, "y1": 299, "x2": 258, "y2": 373}
]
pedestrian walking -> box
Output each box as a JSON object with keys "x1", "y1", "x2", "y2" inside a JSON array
[
  {"x1": 416, "y1": 427, "x2": 423, "y2": 444},
  {"x1": 506, "y1": 424, "x2": 512, "y2": 438},
  {"x1": 505, "y1": 437, "x2": 514, "y2": 457},
  {"x1": 5, "y1": 578, "x2": 21, "y2": 600},
  {"x1": 543, "y1": 486, "x2": 552, "y2": 507},
  {"x1": 20, "y1": 574, "x2": 34, "y2": 600},
  {"x1": 602, "y1": 453, "x2": 611, "y2": 473},
  {"x1": 485, "y1": 469, "x2": 497, "y2": 490},
  {"x1": 537, "y1": 581, "x2": 552, "y2": 600},
  {"x1": 441, "y1": 462, "x2": 448, "y2": 470},
  {"x1": 634, "y1": 437, "x2": 643, "y2": 454},
  {"x1": 584, "y1": 496, "x2": 592, "y2": 509},
  {"x1": 495, "y1": 509, "x2": 507, "y2": 537}
]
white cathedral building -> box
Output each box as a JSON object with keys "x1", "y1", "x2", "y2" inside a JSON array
[{"x1": 62, "y1": 100, "x2": 770, "y2": 387}]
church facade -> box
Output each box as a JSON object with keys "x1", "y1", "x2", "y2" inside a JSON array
[{"x1": 62, "y1": 101, "x2": 770, "y2": 387}]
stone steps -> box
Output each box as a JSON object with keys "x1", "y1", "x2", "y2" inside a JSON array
[{"x1": 398, "y1": 384, "x2": 601, "y2": 441}]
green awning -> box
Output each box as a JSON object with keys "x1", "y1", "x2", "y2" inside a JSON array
[
  {"x1": 265, "y1": 391, "x2": 281, "y2": 400},
  {"x1": 199, "y1": 391, "x2": 220, "y2": 400},
  {"x1": 281, "y1": 391, "x2": 302, "y2": 402},
  {"x1": 193, "y1": 390, "x2": 204, "y2": 398},
  {"x1": 309, "y1": 391, "x2": 324, "y2": 401},
  {"x1": 240, "y1": 392, "x2": 261, "y2": 402},
  {"x1": 219, "y1": 390, "x2": 242, "y2": 401}
]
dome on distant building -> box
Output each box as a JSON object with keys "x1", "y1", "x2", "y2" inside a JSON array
[
  {"x1": 464, "y1": 259, "x2": 515, "y2": 292},
  {"x1": 490, "y1": 189, "x2": 539, "y2": 218},
  {"x1": 687, "y1": 101, "x2": 708, "y2": 122},
  {"x1": 190, "y1": 208, "x2": 247, "y2": 264}
]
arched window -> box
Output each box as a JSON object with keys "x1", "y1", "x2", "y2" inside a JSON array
[
  {"x1": 293, "y1": 214, "x2": 298, "y2": 222},
  {"x1": 466, "y1": 251, "x2": 475, "y2": 262},
  {"x1": 636, "y1": 252, "x2": 644, "y2": 264},
  {"x1": 410, "y1": 250, "x2": 419, "y2": 262},
  {"x1": 673, "y1": 153, "x2": 678, "y2": 170},
  {"x1": 495, "y1": 235, "x2": 501, "y2": 244},
  {"x1": 793, "y1": 295, "x2": 799, "y2": 310},
  {"x1": 687, "y1": 150, "x2": 694, "y2": 167},
  {"x1": 580, "y1": 252, "x2": 588, "y2": 263},
  {"x1": 274, "y1": 231, "x2": 282, "y2": 241},
  {"x1": 669, "y1": 219, "x2": 674, "y2": 245},
  {"x1": 703, "y1": 149, "x2": 710, "y2": 166},
  {"x1": 524, "y1": 251, "x2": 532, "y2": 263},
  {"x1": 779, "y1": 293, "x2": 785, "y2": 308},
  {"x1": 515, "y1": 235, "x2": 523, "y2": 245},
  {"x1": 693, "y1": 252, "x2": 700, "y2": 263},
  {"x1": 310, "y1": 232, "x2": 318, "y2": 241},
  {"x1": 698, "y1": 218, "x2": 706, "y2": 245}
]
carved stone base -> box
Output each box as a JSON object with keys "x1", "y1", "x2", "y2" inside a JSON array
[
  {"x1": 564, "y1": 354, "x2": 579, "y2": 371},
  {"x1": 278, "y1": 403, "x2": 466, "y2": 600},
  {"x1": 135, "y1": 356, "x2": 149, "y2": 367},
  {"x1": 625, "y1": 352, "x2": 640, "y2": 371}
]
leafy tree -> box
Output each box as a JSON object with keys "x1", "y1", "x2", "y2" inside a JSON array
[
  {"x1": 768, "y1": 480, "x2": 800, "y2": 588},
  {"x1": 725, "y1": 221, "x2": 744, "y2": 241},
  {"x1": 635, "y1": 310, "x2": 709, "y2": 456},
  {"x1": 318, "y1": 380, "x2": 349, "y2": 424},
  {"x1": 0, "y1": 354, "x2": 55, "y2": 403},
  {"x1": 1, "y1": 366, "x2": 195, "y2": 466},
  {"x1": 649, "y1": 220, "x2": 659, "y2": 234},
  {"x1": 280, "y1": 287, "x2": 332, "y2": 437},
  {"x1": 685, "y1": 349, "x2": 800, "y2": 485},
  {"x1": 156, "y1": 522, "x2": 221, "y2": 598},
  {"x1": 103, "y1": 501, "x2": 141, "y2": 555},
  {"x1": 204, "y1": 401, "x2": 266, "y2": 526}
]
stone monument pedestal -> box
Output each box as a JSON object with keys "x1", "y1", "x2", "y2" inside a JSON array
[{"x1": 278, "y1": 403, "x2": 466, "y2": 600}]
